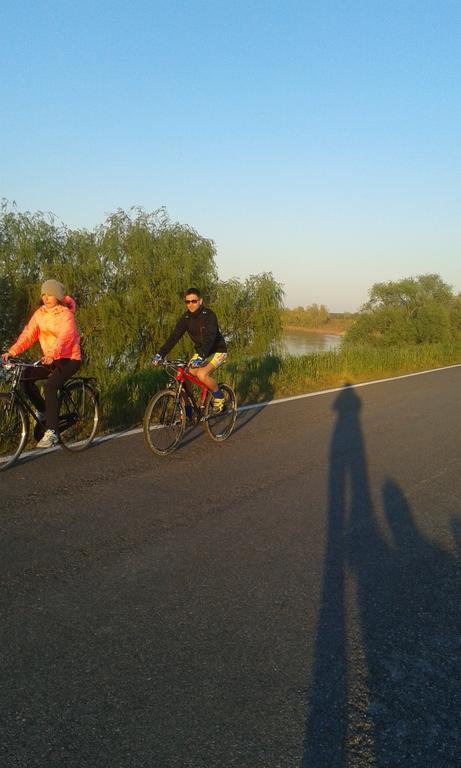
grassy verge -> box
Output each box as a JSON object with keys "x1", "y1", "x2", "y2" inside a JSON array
[
  {"x1": 226, "y1": 342, "x2": 461, "y2": 403},
  {"x1": 99, "y1": 342, "x2": 461, "y2": 430}
]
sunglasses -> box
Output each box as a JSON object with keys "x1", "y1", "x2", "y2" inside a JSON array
[{"x1": 185, "y1": 299, "x2": 199, "y2": 304}]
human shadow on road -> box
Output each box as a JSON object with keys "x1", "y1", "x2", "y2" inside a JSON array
[{"x1": 301, "y1": 384, "x2": 461, "y2": 767}]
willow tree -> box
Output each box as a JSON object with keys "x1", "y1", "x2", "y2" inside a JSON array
[
  {"x1": 0, "y1": 203, "x2": 218, "y2": 381},
  {"x1": 0, "y1": 202, "x2": 68, "y2": 348},
  {"x1": 214, "y1": 272, "x2": 284, "y2": 356},
  {"x1": 1, "y1": 202, "x2": 285, "y2": 420},
  {"x1": 83, "y1": 208, "x2": 218, "y2": 386}
]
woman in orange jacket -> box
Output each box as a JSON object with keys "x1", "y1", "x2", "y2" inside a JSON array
[{"x1": 2, "y1": 279, "x2": 82, "y2": 448}]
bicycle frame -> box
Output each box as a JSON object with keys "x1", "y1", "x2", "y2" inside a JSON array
[
  {"x1": 0, "y1": 361, "x2": 42, "y2": 424},
  {"x1": 172, "y1": 363, "x2": 211, "y2": 417},
  {"x1": 1, "y1": 358, "x2": 97, "y2": 427}
]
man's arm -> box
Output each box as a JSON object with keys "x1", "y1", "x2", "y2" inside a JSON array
[{"x1": 158, "y1": 316, "x2": 187, "y2": 358}]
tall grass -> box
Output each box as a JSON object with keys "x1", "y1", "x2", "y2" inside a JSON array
[
  {"x1": 100, "y1": 341, "x2": 461, "y2": 431},
  {"x1": 227, "y1": 342, "x2": 461, "y2": 402}
]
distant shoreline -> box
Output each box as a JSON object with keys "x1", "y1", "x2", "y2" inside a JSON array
[{"x1": 283, "y1": 323, "x2": 347, "y2": 337}]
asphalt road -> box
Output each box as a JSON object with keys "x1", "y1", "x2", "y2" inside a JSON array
[{"x1": 1, "y1": 367, "x2": 461, "y2": 768}]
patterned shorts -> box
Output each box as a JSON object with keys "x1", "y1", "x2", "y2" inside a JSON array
[{"x1": 190, "y1": 352, "x2": 228, "y2": 369}]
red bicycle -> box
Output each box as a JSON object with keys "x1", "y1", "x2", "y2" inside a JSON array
[{"x1": 143, "y1": 359, "x2": 237, "y2": 456}]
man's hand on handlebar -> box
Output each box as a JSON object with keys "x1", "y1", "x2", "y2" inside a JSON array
[{"x1": 152, "y1": 354, "x2": 163, "y2": 366}]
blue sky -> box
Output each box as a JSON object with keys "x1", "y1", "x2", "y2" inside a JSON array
[{"x1": 1, "y1": 0, "x2": 460, "y2": 310}]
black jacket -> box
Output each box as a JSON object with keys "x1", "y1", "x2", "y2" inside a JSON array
[{"x1": 158, "y1": 305, "x2": 227, "y2": 359}]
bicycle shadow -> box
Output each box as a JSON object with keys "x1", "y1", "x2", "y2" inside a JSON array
[
  {"x1": 2, "y1": 430, "x2": 104, "y2": 472},
  {"x1": 301, "y1": 384, "x2": 461, "y2": 767},
  {"x1": 178, "y1": 356, "x2": 282, "y2": 450},
  {"x1": 231, "y1": 355, "x2": 282, "y2": 434}
]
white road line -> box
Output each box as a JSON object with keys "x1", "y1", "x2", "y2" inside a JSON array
[
  {"x1": 93, "y1": 361, "x2": 461, "y2": 442},
  {"x1": 2, "y1": 362, "x2": 461, "y2": 463},
  {"x1": 237, "y1": 362, "x2": 461, "y2": 410}
]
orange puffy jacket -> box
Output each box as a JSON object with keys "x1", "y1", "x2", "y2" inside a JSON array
[{"x1": 9, "y1": 296, "x2": 81, "y2": 361}]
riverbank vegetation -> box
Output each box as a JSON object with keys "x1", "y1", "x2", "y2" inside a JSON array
[
  {"x1": 2, "y1": 200, "x2": 460, "y2": 429},
  {"x1": 227, "y1": 341, "x2": 461, "y2": 403},
  {"x1": 102, "y1": 339, "x2": 461, "y2": 428},
  {"x1": 282, "y1": 304, "x2": 354, "y2": 334},
  {"x1": 265, "y1": 274, "x2": 461, "y2": 405}
]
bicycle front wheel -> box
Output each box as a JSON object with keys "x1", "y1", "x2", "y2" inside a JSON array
[
  {"x1": 0, "y1": 394, "x2": 29, "y2": 470},
  {"x1": 143, "y1": 389, "x2": 185, "y2": 456},
  {"x1": 59, "y1": 380, "x2": 99, "y2": 452},
  {"x1": 204, "y1": 383, "x2": 237, "y2": 442}
]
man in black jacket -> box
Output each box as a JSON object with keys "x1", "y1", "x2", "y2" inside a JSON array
[{"x1": 152, "y1": 287, "x2": 227, "y2": 413}]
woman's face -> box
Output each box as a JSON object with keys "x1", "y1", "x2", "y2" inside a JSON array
[{"x1": 42, "y1": 293, "x2": 59, "y2": 309}]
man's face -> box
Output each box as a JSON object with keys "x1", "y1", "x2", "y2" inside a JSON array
[{"x1": 185, "y1": 293, "x2": 202, "y2": 313}]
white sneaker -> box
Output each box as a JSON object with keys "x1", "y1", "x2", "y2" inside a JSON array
[{"x1": 36, "y1": 429, "x2": 59, "y2": 448}]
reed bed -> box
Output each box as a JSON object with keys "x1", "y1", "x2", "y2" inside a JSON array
[
  {"x1": 95, "y1": 341, "x2": 461, "y2": 431},
  {"x1": 227, "y1": 342, "x2": 461, "y2": 403}
]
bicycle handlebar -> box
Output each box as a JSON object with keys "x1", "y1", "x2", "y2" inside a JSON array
[
  {"x1": 0, "y1": 356, "x2": 42, "y2": 368},
  {"x1": 157, "y1": 358, "x2": 209, "y2": 370},
  {"x1": 160, "y1": 358, "x2": 188, "y2": 367}
]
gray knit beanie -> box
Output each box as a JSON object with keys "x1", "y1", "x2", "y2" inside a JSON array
[{"x1": 41, "y1": 279, "x2": 65, "y2": 301}]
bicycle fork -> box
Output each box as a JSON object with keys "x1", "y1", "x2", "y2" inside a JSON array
[{"x1": 163, "y1": 385, "x2": 184, "y2": 426}]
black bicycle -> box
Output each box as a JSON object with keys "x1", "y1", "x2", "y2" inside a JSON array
[{"x1": 0, "y1": 358, "x2": 99, "y2": 470}]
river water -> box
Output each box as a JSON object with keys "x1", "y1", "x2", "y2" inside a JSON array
[{"x1": 282, "y1": 329, "x2": 342, "y2": 356}]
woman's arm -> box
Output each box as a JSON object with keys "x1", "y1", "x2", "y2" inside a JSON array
[{"x1": 8, "y1": 311, "x2": 40, "y2": 356}]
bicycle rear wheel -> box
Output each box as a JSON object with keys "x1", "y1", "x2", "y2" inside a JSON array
[
  {"x1": 59, "y1": 380, "x2": 99, "y2": 452},
  {"x1": 143, "y1": 389, "x2": 185, "y2": 456},
  {"x1": 0, "y1": 394, "x2": 29, "y2": 470},
  {"x1": 204, "y1": 383, "x2": 237, "y2": 442}
]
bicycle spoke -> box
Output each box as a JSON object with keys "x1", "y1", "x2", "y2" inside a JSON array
[
  {"x1": 59, "y1": 380, "x2": 99, "y2": 451},
  {"x1": 143, "y1": 390, "x2": 185, "y2": 455},
  {"x1": 0, "y1": 394, "x2": 28, "y2": 470},
  {"x1": 204, "y1": 384, "x2": 237, "y2": 442}
]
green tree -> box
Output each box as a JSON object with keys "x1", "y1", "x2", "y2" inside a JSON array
[
  {"x1": 214, "y1": 272, "x2": 284, "y2": 356},
  {"x1": 0, "y1": 201, "x2": 67, "y2": 348},
  {"x1": 0, "y1": 202, "x2": 285, "y2": 415},
  {"x1": 345, "y1": 274, "x2": 456, "y2": 346},
  {"x1": 282, "y1": 303, "x2": 330, "y2": 327}
]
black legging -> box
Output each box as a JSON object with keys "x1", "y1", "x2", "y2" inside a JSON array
[{"x1": 21, "y1": 359, "x2": 81, "y2": 431}]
